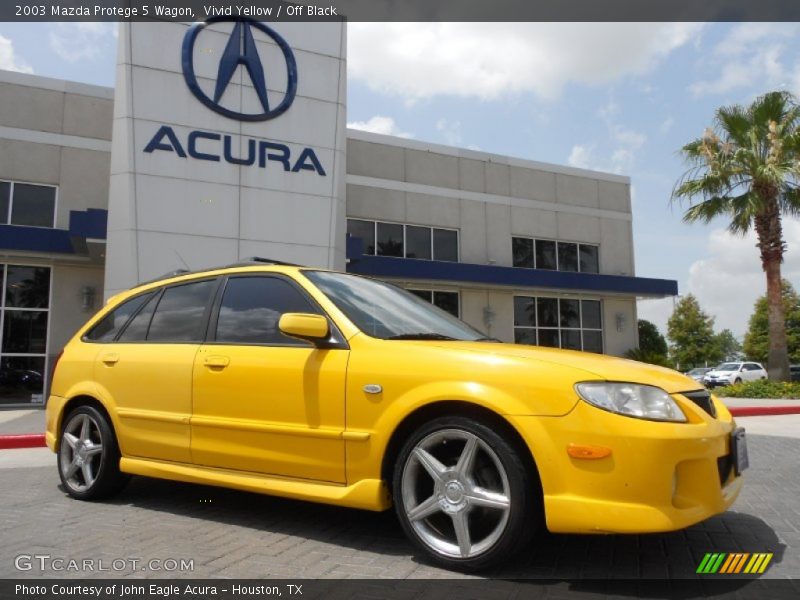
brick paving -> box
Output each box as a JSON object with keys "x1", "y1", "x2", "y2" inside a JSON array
[{"x1": 0, "y1": 434, "x2": 796, "y2": 582}]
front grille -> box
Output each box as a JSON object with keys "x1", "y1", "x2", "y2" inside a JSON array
[
  {"x1": 717, "y1": 454, "x2": 733, "y2": 485},
  {"x1": 682, "y1": 390, "x2": 717, "y2": 418}
]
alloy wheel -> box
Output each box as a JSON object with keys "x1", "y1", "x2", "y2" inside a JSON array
[
  {"x1": 400, "y1": 428, "x2": 511, "y2": 559},
  {"x1": 59, "y1": 413, "x2": 105, "y2": 493}
]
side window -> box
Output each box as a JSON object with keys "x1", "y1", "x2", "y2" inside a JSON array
[
  {"x1": 146, "y1": 280, "x2": 216, "y2": 343},
  {"x1": 215, "y1": 277, "x2": 319, "y2": 345},
  {"x1": 117, "y1": 293, "x2": 159, "y2": 342},
  {"x1": 84, "y1": 293, "x2": 152, "y2": 342}
]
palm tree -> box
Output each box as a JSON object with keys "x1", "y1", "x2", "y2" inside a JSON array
[{"x1": 673, "y1": 91, "x2": 800, "y2": 381}]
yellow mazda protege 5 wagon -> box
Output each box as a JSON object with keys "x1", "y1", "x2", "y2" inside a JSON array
[{"x1": 46, "y1": 260, "x2": 746, "y2": 571}]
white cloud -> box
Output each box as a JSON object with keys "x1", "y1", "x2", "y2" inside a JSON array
[
  {"x1": 346, "y1": 115, "x2": 414, "y2": 138},
  {"x1": 348, "y1": 23, "x2": 702, "y2": 103},
  {"x1": 690, "y1": 23, "x2": 800, "y2": 97},
  {"x1": 566, "y1": 101, "x2": 647, "y2": 174},
  {"x1": 685, "y1": 221, "x2": 800, "y2": 336},
  {"x1": 49, "y1": 23, "x2": 116, "y2": 63},
  {"x1": 567, "y1": 144, "x2": 594, "y2": 169},
  {"x1": 0, "y1": 35, "x2": 33, "y2": 73},
  {"x1": 637, "y1": 297, "x2": 675, "y2": 338},
  {"x1": 436, "y1": 118, "x2": 462, "y2": 146},
  {"x1": 660, "y1": 116, "x2": 674, "y2": 134},
  {"x1": 638, "y1": 219, "x2": 800, "y2": 339}
]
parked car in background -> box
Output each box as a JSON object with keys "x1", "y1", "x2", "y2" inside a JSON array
[
  {"x1": 703, "y1": 362, "x2": 767, "y2": 388},
  {"x1": 685, "y1": 367, "x2": 713, "y2": 383},
  {"x1": 790, "y1": 365, "x2": 800, "y2": 382}
]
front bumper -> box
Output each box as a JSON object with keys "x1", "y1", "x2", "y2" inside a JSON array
[
  {"x1": 507, "y1": 394, "x2": 742, "y2": 534},
  {"x1": 703, "y1": 379, "x2": 731, "y2": 388}
]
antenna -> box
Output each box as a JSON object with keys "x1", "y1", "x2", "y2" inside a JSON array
[{"x1": 173, "y1": 250, "x2": 190, "y2": 271}]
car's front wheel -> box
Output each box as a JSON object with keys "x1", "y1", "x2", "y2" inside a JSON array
[
  {"x1": 58, "y1": 405, "x2": 128, "y2": 500},
  {"x1": 392, "y1": 416, "x2": 538, "y2": 571}
]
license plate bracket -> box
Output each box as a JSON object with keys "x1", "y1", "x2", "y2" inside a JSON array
[{"x1": 731, "y1": 427, "x2": 749, "y2": 475}]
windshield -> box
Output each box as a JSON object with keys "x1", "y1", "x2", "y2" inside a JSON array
[
  {"x1": 716, "y1": 363, "x2": 740, "y2": 371},
  {"x1": 303, "y1": 270, "x2": 485, "y2": 341}
]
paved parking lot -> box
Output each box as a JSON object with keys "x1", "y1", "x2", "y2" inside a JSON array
[{"x1": 0, "y1": 433, "x2": 797, "y2": 583}]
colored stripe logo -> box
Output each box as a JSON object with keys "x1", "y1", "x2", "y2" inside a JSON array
[{"x1": 696, "y1": 553, "x2": 773, "y2": 574}]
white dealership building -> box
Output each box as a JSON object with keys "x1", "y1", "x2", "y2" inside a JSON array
[{"x1": 0, "y1": 19, "x2": 676, "y2": 405}]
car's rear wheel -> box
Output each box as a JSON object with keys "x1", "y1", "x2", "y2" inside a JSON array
[
  {"x1": 58, "y1": 405, "x2": 128, "y2": 500},
  {"x1": 392, "y1": 416, "x2": 538, "y2": 571}
]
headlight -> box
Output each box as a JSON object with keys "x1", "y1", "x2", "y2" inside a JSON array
[{"x1": 575, "y1": 382, "x2": 687, "y2": 422}]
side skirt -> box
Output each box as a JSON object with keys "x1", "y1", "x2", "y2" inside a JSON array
[{"x1": 119, "y1": 457, "x2": 391, "y2": 511}]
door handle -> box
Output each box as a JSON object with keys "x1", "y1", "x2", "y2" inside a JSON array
[
  {"x1": 101, "y1": 353, "x2": 120, "y2": 365},
  {"x1": 204, "y1": 355, "x2": 230, "y2": 369}
]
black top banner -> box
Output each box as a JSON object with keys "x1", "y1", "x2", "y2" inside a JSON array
[{"x1": 5, "y1": 0, "x2": 800, "y2": 22}]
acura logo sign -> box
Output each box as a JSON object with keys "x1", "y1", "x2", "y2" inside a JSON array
[{"x1": 181, "y1": 17, "x2": 298, "y2": 122}]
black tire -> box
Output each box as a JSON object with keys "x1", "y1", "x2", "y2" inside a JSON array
[
  {"x1": 392, "y1": 415, "x2": 540, "y2": 571},
  {"x1": 735, "y1": 378, "x2": 743, "y2": 385},
  {"x1": 58, "y1": 405, "x2": 129, "y2": 500}
]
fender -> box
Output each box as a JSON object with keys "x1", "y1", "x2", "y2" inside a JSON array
[
  {"x1": 48, "y1": 380, "x2": 121, "y2": 451},
  {"x1": 345, "y1": 380, "x2": 536, "y2": 483}
]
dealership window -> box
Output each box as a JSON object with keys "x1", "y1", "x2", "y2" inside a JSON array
[
  {"x1": 0, "y1": 181, "x2": 57, "y2": 228},
  {"x1": 512, "y1": 236, "x2": 599, "y2": 274},
  {"x1": 513, "y1": 296, "x2": 603, "y2": 353},
  {"x1": 347, "y1": 219, "x2": 459, "y2": 262},
  {"x1": 0, "y1": 264, "x2": 51, "y2": 405},
  {"x1": 407, "y1": 289, "x2": 460, "y2": 318}
]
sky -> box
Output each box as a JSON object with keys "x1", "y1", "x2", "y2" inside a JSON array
[{"x1": 1, "y1": 21, "x2": 799, "y2": 339}]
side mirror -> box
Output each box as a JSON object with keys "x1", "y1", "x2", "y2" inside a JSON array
[{"x1": 279, "y1": 313, "x2": 330, "y2": 346}]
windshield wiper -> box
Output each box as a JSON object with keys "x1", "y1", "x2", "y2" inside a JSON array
[
  {"x1": 475, "y1": 336, "x2": 502, "y2": 343},
  {"x1": 386, "y1": 333, "x2": 458, "y2": 341}
]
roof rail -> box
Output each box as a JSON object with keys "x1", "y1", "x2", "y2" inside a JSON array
[
  {"x1": 226, "y1": 256, "x2": 304, "y2": 267},
  {"x1": 138, "y1": 269, "x2": 191, "y2": 286},
  {"x1": 135, "y1": 257, "x2": 303, "y2": 288}
]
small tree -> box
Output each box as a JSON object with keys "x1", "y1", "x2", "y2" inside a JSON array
[
  {"x1": 744, "y1": 280, "x2": 800, "y2": 364},
  {"x1": 624, "y1": 319, "x2": 670, "y2": 367},
  {"x1": 667, "y1": 294, "x2": 720, "y2": 369},
  {"x1": 714, "y1": 329, "x2": 743, "y2": 362},
  {"x1": 638, "y1": 319, "x2": 669, "y2": 357}
]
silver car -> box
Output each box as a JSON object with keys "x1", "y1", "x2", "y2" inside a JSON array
[
  {"x1": 703, "y1": 362, "x2": 767, "y2": 388},
  {"x1": 685, "y1": 367, "x2": 712, "y2": 383}
]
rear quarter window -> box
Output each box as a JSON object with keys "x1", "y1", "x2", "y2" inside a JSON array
[{"x1": 83, "y1": 293, "x2": 153, "y2": 342}]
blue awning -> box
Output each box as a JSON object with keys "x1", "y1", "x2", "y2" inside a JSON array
[
  {"x1": 0, "y1": 209, "x2": 107, "y2": 255},
  {"x1": 346, "y1": 236, "x2": 677, "y2": 298}
]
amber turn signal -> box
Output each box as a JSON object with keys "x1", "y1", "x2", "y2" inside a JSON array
[{"x1": 567, "y1": 443, "x2": 612, "y2": 459}]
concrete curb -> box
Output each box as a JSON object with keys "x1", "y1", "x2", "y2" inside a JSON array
[
  {"x1": 728, "y1": 405, "x2": 800, "y2": 417},
  {"x1": 1, "y1": 405, "x2": 799, "y2": 450},
  {"x1": 0, "y1": 434, "x2": 46, "y2": 450}
]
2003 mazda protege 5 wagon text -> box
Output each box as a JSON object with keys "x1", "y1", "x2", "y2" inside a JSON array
[{"x1": 46, "y1": 260, "x2": 747, "y2": 570}]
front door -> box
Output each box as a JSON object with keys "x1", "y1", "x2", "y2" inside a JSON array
[{"x1": 191, "y1": 275, "x2": 348, "y2": 483}]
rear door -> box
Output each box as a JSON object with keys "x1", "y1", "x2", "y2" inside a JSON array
[
  {"x1": 744, "y1": 363, "x2": 765, "y2": 381},
  {"x1": 93, "y1": 278, "x2": 218, "y2": 463}
]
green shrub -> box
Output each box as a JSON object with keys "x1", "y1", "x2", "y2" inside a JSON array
[{"x1": 714, "y1": 379, "x2": 800, "y2": 399}]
